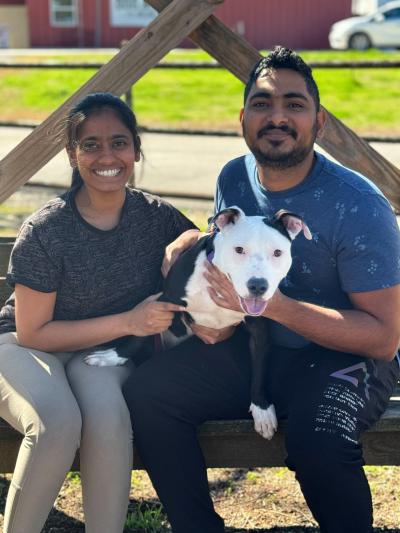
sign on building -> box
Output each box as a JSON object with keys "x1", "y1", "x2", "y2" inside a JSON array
[{"x1": 110, "y1": 0, "x2": 157, "y2": 27}]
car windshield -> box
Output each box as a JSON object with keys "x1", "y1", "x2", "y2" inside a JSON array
[{"x1": 383, "y1": 7, "x2": 400, "y2": 18}]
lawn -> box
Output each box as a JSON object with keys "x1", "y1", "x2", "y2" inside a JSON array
[
  {"x1": 0, "y1": 48, "x2": 399, "y2": 134},
  {"x1": 1, "y1": 466, "x2": 400, "y2": 531}
]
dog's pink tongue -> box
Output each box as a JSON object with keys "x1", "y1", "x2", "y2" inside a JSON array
[{"x1": 239, "y1": 297, "x2": 268, "y2": 316}]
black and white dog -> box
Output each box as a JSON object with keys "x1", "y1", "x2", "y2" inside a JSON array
[{"x1": 85, "y1": 207, "x2": 311, "y2": 440}]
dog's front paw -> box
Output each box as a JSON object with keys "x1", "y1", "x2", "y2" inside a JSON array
[
  {"x1": 84, "y1": 349, "x2": 128, "y2": 367},
  {"x1": 249, "y1": 403, "x2": 277, "y2": 440}
]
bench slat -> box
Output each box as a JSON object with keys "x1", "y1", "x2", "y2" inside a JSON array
[
  {"x1": 0, "y1": 240, "x2": 13, "y2": 278},
  {"x1": 0, "y1": 239, "x2": 13, "y2": 303},
  {"x1": 0, "y1": 419, "x2": 399, "y2": 473},
  {"x1": 0, "y1": 277, "x2": 12, "y2": 303}
]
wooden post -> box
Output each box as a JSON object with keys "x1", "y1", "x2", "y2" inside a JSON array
[
  {"x1": 125, "y1": 86, "x2": 133, "y2": 110},
  {"x1": 120, "y1": 40, "x2": 134, "y2": 110},
  {"x1": 146, "y1": 0, "x2": 400, "y2": 211},
  {"x1": 0, "y1": 0, "x2": 224, "y2": 204}
]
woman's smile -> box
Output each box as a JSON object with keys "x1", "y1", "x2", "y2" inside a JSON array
[{"x1": 93, "y1": 168, "x2": 123, "y2": 178}]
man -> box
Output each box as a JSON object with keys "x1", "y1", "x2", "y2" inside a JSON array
[{"x1": 123, "y1": 46, "x2": 400, "y2": 533}]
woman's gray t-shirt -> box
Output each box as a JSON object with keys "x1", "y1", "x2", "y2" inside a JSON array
[{"x1": 0, "y1": 187, "x2": 195, "y2": 331}]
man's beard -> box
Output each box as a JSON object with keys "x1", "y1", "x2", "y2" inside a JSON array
[{"x1": 243, "y1": 122, "x2": 318, "y2": 170}]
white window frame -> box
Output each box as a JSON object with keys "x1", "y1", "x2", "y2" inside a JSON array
[
  {"x1": 49, "y1": 0, "x2": 79, "y2": 28},
  {"x1": 110, "y1": 0, "x2": 157, "y2": 28}
]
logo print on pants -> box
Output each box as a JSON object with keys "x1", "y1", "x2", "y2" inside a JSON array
[{"x1": 330, "y1": 362, "x2": 371, "y2": 400}]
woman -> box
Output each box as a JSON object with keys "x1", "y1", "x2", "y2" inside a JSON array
[{"x1": 0, "y1": 92, "x2": 197, "y2": 533}]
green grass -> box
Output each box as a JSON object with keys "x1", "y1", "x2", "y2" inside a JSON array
[
  {"x1": 16, "y1": 48, "x2": 400, "y2": 63},
  {"x1": 0, "y1": 48, "x2": 399, "y2": 134},
  {"x1": 65, "y1": 471, "x2": 81, "y2": 485},
  {"x1": 314, "y1": 68, "x2": 400, "y2": 134},
  {"x1": 125, "y1": 502, "x2": 166, "y2": 532}
]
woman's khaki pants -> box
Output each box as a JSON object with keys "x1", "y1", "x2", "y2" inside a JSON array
[{"x1": 0, "y1": 332, "x2": 133, "y2": 533}]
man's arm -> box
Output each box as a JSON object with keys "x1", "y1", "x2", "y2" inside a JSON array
[
  {"x1": 161, "y1": 229, "x2": 203, "y2": 277},
  {"x1": 204, "y1": 262, "x2": 400, "y2": 361},
  {"x1": 265, "y1": 286, "x2": 400, "y2": 361}
]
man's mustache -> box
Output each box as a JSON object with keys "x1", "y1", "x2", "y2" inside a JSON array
[{"x1": 257, "y1": 125, "x2": 297, "y2": 139}]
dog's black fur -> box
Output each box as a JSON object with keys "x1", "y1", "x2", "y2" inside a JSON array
[
  {"x1": 95, "y1": 231, "x2": 273, "y2": 422},
  {"x1": 96, "y1": 233, "x2": 217, "y2": 364},
  {"x1": 88, "y1": 208, "x2": 312, "y2": 439}
]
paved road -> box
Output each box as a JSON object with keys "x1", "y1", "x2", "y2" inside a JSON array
[
  {"x1": 0, "y1": 125, "x2": 399, "y2": 209},
  {"x1": 0, "y1": 127, "x2": 247, "y2": 197}
]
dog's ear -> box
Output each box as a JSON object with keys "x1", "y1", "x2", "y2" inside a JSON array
[
  {"x1": 274, "y1": 209, "x2": 312, "y2": 240},
  {"x1": 211, "y1": 206, "x2": 244, "y2": 231}
]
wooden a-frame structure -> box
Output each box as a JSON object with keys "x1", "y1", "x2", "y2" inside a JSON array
[{"x1": 0, "y1": 0, "x2": 399, "y2": 209}]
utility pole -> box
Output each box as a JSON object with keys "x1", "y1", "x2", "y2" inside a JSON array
[
  {"x1": 77, "y1": 0, "x2": 84, "y2": 47},
  {"x1": 95, "y1": 0, "x2": 102, "y2": 47}
]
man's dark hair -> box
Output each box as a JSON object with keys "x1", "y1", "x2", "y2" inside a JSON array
[{"x1": 243, "y1": 46, "x2": 320, "y2": 110}]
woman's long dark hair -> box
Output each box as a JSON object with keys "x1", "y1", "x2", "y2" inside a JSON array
[{"x1": 66, "y1": 92, "x2": 142, "y2": 189}]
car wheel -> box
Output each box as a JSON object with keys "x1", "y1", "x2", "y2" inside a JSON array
[{"x1": 349, "y1": 32, "x2": 372, "y2": 50}]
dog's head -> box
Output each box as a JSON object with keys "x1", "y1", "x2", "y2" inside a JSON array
[{"x1": 211, "y1": 207, "x2": 312, "y2": 315}]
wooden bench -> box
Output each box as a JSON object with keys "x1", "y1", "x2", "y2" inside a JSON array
[{"x1": 0, "y1": 236, "x2": 399, "y2": 473}]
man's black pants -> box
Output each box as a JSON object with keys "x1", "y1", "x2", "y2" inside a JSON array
[{"x1": 122, "y1": 327, "x2": 399, "y2": 533}]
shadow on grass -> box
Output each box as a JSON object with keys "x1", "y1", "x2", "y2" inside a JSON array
[
  {"x1": 226, "y1": 529, "x2": 319, "y2": 532},
  {"x1": 0, "y1": 474, "x2": 85, "y2": 532},
  {"x1": 208, "y1": 467, "x2": 249, "y2": 493},
  {"x1": 226, "y1": 530, "x2": 400, "y2": 533},
  {"x1": 2, "y1": 475, "x2": 400, "y2": 533}
]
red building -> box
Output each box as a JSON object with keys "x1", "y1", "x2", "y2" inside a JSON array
[{"x1": 1, "y1": 0, "x2": 352, "y2": 50}]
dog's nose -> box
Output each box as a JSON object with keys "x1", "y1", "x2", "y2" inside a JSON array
[{"x1": 247, "y1": 277, "x2": 268, "y2": 296}]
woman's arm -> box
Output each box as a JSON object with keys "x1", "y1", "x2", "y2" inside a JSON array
[{"x1": 15, "y1": 284, "x2": 185, "y2": 352}]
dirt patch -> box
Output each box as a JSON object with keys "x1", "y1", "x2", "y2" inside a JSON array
[{"x1": 1, "y1": 466, "x2": 399, "y2": 532}]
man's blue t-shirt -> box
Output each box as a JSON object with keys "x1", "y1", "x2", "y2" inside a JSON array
[{"x1": 215, "y1": 151, "x2": 400, "y2": 348}]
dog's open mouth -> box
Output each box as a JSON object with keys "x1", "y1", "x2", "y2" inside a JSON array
[{"x1": 239, "y1": 297, "x2": 269, "y2": 316}]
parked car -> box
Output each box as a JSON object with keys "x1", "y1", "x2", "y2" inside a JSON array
[{"x1": 329, "y1": 0, "x2": 400, "y2": 49}]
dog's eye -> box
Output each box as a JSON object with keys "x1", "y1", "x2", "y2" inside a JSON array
[
  {"x1": 274, "y1": 249, "x2": 282, "y2": 257},
  {"x1": 235, "y1": 247, "x2": 244, "y2": 254}
]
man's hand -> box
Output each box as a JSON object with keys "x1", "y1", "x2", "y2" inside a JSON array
[
  {"x1": 204, "y1": 262, "x2": 243, "y2": 313},
  {"x1": 162, "y1": 229, "x2": 202, "y2": 278},
  {"x1": 190, "y1": 322, "x2": 237, "y2": 344}
]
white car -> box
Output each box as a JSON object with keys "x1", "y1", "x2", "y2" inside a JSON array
[{"x1": 329, "y1": 0, "x2": 400, "y2": 49}]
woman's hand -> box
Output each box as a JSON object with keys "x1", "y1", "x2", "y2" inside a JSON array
[
  {"x1": 190, "y1": 323, "x2": 237, "y2": 344},
  {"x1": 204, "y1": 262, "x2": 243, "y2": 313},
  {"x1": 127, "y1": 293, "x2": 186, "y2": 336},
  {"x1": 162, "y1": 229, "x2": 203, "y2": 277}
]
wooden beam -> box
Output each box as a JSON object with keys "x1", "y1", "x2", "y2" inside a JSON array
[
  {"x1": 0, "y1": 0, "x2": 224, "y2": 204},
  {"x1": 148, "y1": 0, "x2": 260, "y2": 83},
  {"x1": 147, "y1": 0, "x2": 400, "y2": 211},
  {"x1": 320, "y1": 109, "x2": 400, "y2": 209}
]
